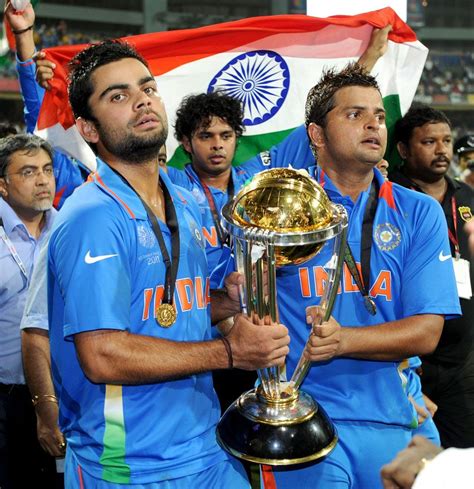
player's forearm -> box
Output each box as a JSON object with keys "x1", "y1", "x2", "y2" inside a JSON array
[
  {"x1": 21, "y1": 328, "x2": 56, "y2": 397},
  {"x1": 15, "y1": 29, "x2": 36, "y2": 62},
  {"x1": 338, "y1": 314, "x2": 444, "y2": 361},
  {"x1": 75, "y1": 330, "x2": 229, "y2": 384}
]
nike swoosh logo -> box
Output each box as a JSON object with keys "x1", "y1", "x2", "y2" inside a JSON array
[
  {"x1": 84, "y1": 250, "x2": 118, "y2": 264},
  {"x1": 438, "y1": 251, "x2": 452, "y2": 262}
]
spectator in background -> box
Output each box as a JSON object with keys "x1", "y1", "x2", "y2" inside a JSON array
[
  {"x1": 158, "y1": 143, "x2": 167, "y2": 173},
  {"x1": 391, "y1": 104, "x2": 474, "y2": 449},
  {"x1": 5, "y1": 0, "x2": 87, "y2": 209},
  {"x1": 0, "y1": 122, "x2": 18, "y2": 138},
  {"x1": 0, "y1": 133, "x2": 57, "y2": 489},
  {"x1": 454, "y1": 134, "x2": 474, "y2": 188}
]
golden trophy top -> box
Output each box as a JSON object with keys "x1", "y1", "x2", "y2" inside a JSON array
[
  {"x1": 223, "y1": 168, "x2": 343, "y2": 265},
  {"x1": 232, "y1": 168, "x2": 333, "y2": 233}
]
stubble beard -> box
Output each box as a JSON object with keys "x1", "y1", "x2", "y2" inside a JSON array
[
  {"x1": 99, "y1": 121, "x2": 169, "y2": 165},
  {"x1": 32, "y1": 200, "x2": 53, "y2": 212}
]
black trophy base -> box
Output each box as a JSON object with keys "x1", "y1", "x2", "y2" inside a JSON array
[{"x1": 216, "y1": 388, "x2": 337, "y2": 466}]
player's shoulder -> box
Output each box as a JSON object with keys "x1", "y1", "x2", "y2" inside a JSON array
[
  {"x1": 51, "y1": 179, "x2": 129, "y2": 246},
  {"x1": 390, "y1": 180, "x2": 441, "y2": 211},
  {"x1": 167, "y1": 165, "x2": 193, "y2": 190}
]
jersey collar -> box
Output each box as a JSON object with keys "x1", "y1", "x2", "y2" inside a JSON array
[{"x1": 92, "y1": 158, "x2": 187, "y2": 220}]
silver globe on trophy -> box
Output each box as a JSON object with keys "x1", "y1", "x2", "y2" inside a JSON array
[{"x1": 216, "y1": 168, "x2": 348, "y2": 466}]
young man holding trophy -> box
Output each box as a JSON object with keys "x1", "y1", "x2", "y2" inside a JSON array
[
  {"x1": 46, "y1": 40, "x2": 291, "y2": 487},
  {"x1": 218, "y1": 64, "x2": 461, "y2": 489}
]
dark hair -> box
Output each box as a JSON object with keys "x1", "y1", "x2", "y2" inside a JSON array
[
  {"x1": 68, "y1": 39, "x2": 149, "y2": 121},
  {"x1": 395, "y1": 104, "x2": 452, "y2": 146},
  {"x1": 0, "y1": 122, "x2": 18, "y2": 139},
  {"x1": 174, "y1": 92, "x2": 244, "y2": 145},
  {"x1": 0, "y1": 134, "x2": 53, "y2": 177},
  {"x1": 305, "y1": 62, "x2": 380, "y2": 129}
]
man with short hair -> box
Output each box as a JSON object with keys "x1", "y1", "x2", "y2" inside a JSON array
[
  {"x1": 0, "y1": 133, "x2": 57, "y2": 488},
  {"x1": 262, "y1": 64, "x2": 460, "y2": 488},
  {"x1": 454, "y1": 134, "x2": 474, "y2": 188},
  {"x1": 391, "y1": 104, "x2": 474, "y2": 448},
  {"x1": 5, "y1": 0, "x2": 87, "y2": 209},
  {"x1": 48, "y1": 39, "x2": 290, "y2": 487},
  {"x1": 169, "y1": 92, "x2": 252, "y2": 280}
]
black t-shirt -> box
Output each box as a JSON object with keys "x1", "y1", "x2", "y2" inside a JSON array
[{"x1": 391, "y1": 172, "x2": 474, "y2": 364}]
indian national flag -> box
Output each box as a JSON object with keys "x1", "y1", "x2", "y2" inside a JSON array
[{"x1": 36, "y1": 7, "x2": 427, "y2": 171}]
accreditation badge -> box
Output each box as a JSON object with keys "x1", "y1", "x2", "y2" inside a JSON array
[{"x1": 453, "y1": 258, "x2": 472, "y2": 299}]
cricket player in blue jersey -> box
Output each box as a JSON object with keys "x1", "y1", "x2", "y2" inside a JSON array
[
  {"x1": 47, "y1": 39, "x2": 290, "y2": 488},
  {"x1": 168, "y1": 92, "x2": 254, "y2": 286},
  {"x1": 260, "y1": 64, "x2": 460, "y2": 489}
]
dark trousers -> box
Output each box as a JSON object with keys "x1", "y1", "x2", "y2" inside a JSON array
[
  {"x1": 213, "y1": 368, "x2": 257, "y2": 480},
  {"x1": 421, "y1": 352, "x2": 474, "y2": 448},
  {"x1": 0, "y1": 383, "x2": 62, "y2": 489}
]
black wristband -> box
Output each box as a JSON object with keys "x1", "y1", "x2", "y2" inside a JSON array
[
  {"x1": 220, "y1": 336, "x2": 233, "y2": 369},
  {"x1": 12, "y1": 24, "x2": 33, "y2": 35}
]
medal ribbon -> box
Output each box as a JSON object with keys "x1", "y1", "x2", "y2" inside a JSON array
[
  {"x1": 109, "y1": 169, "x2": 180, "y2": 309},
  {"x1": 343, "y1": 178, "x2": 379, "y2": 316},
  {"x1": 185, "y1": 166, "x2": 234, "y2": 246}
]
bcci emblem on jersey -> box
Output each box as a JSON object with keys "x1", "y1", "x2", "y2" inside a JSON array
[
  {"x1": 186, "y1": 218, "x2": 204, "y2": 249},
  {"x1": 374, "y1": 223, "x2": 401, "y2": 251}
]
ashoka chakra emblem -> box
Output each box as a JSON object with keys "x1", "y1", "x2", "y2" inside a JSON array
[{"x1": 208, "y1": 50, "x2": 290, "y2": 126}]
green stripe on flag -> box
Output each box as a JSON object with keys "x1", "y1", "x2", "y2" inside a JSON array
[
  {"x1": 383, "y1": 94, "x2": 403, "y2": 172},
  {"x1": 168, "y1": 127, "x2": 296, "y2": 169},
  {"x1": 100, "y1": 385, "x2": 131, "y2": 484}
]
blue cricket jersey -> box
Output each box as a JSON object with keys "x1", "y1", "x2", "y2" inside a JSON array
[
  {"x1": 167, "y1": 164, "x2": 252, "y2": 287},
  {"x1": 48, "y1": 161, "x2": 227, "y2": 484},
  {"x1": 241, "y1": 124, "x2": 314, "y2": 173},
  {"x1": 275, "y1": 166, "x2": 461, "y2": 427}
]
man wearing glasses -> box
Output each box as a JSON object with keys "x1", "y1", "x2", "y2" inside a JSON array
[{"x1": 0, "y1": 133, "x2": 58, "y2": 489}]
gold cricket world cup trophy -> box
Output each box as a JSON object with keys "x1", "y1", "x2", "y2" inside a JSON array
[{"x1": 216, "y1": 168, "x2": 348, "y2": 466}]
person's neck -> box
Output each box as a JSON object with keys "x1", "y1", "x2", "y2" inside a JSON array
[
  {"x1": 12, "y1": 206, "x2": 46, "y2": 239},
  {"x1": 193, "y1": 165, "x2": 231, "y2": 192},
  {"x1": 405, "y1": 172, "x2": 447, "y2": 203},
  {"x1": 107, "y1": 158, "x2": 165, "y2": 219},
  {"x1": 320, "y1": 163, "x2": 374, "y2": 202}
]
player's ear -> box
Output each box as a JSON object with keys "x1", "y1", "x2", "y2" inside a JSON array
[
  {"x1": 76, "y1": 117, "x2": 99, "y2": 144},
  {"x1": 181, "y1": 136, "x2": 193, "y2": 155},
  {"x1": 397, "y1": 141, "x2": 408, "y2": 160},
  {"x1": 307, "y1": 122, "x2": 325, "y2": 150}
]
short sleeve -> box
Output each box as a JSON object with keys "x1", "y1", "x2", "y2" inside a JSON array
[
  {"x1": 401, "y1": 197, "x2": 461, "y2": 319},
  {"x1": 49, "y1": 200, "x2": 133, "y2": 339},
  {"x1": 20, "y1": 238, "x2": 49, "y2": 331}
]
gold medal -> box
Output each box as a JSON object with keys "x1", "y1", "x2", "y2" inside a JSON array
[{"x1": 156, "y1": 303, "x2": 177, "y2": 327}]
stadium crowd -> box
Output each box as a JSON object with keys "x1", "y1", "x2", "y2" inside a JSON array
[{"x1": 0, "y1": 2, "x2": 473, "y2": 489}]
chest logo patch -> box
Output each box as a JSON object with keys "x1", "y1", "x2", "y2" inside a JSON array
[
  {"x1": 374, "y1": 223, "x2": 401, "y2": 251},
  {"x1": 137, "y1": 224, "x2": 156, "y2": 249},
  {"x1": 458, "y1": 206, "x2": 473, "y2": 222},
  {"x1": 191, "y1": 187, "x2": 206, "y2": 205}
]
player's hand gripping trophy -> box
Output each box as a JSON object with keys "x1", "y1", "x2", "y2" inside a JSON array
[{"x1": 217, "y1": 168, "x2": 348, "y2": 465}]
